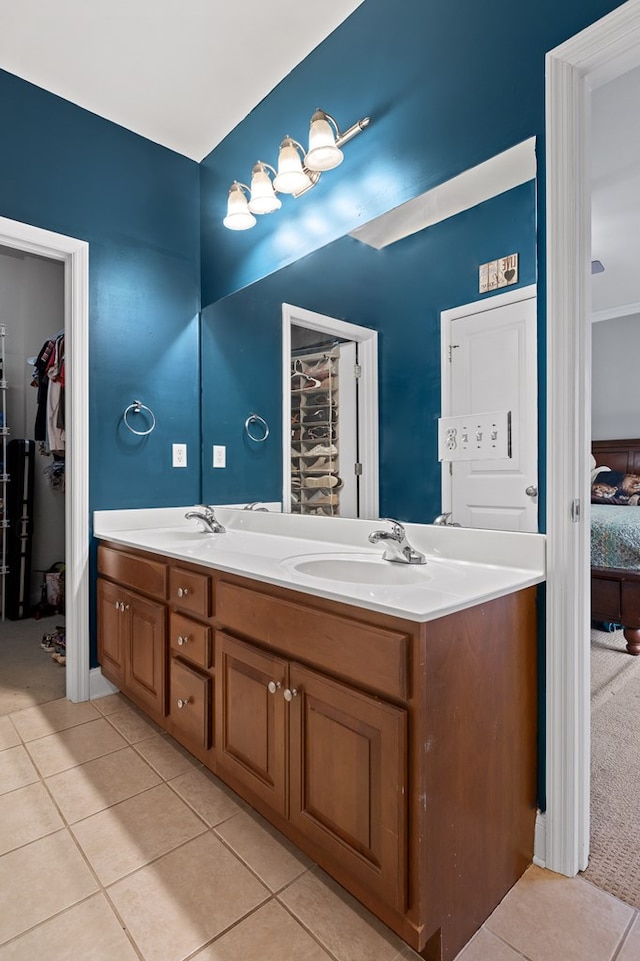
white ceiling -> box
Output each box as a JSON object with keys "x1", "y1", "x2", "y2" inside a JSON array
[
  {"x1": 0, "y1": 0, "x2": 364, "y2": 161},
  {"x1": 591, "y1": 64, "x2": 640, "y2": 318}
]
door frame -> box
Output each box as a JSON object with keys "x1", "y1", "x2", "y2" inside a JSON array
[
  {"x1": 282, "y1": 303, "x2": 379, "y2": 518},
  {"x1": 545, "y1": 0, "x2": 640, "y2": 876},
  {"x1": 440, "y1": 284, "x2": 537, "y2": 524},
  {"x1": 0, "y1": 215, "x2": 89, "y2": 703}
]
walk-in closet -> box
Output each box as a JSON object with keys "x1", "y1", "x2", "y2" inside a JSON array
[{"x1": 0, "y1": 245, "x2": 66, "y2": 714}]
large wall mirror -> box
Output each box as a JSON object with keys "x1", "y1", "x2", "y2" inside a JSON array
[{"x1": 201, "y1": 155, "x2": 537, "y2": 526}]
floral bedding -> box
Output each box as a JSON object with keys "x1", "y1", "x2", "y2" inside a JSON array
[{"x1": 591, "y1": 505, "x2": 640, "y2": 570}]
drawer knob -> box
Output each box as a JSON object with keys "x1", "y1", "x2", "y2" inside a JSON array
[
  {"x1": 283, "y1": 687, "x2": 299, "y2": 702},
  {"x1": 177, "y1": 635, "x2": 189, "y2": 646},
  {"x1": 267, "y1": 680, "x2": 281, "y2": 695},
  {"x1": 177, "y1": 697, "x2": 191, "y2": 709},
  {"x1": 177, "y1": 587, "x2": 190, "y2": 598}
]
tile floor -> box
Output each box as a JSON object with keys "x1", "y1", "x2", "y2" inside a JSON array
[{"x1": 0, "y1": 694, "x2": 638, "y2": 961}]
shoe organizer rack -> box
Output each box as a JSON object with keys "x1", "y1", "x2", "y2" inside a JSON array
[{"x1": 291, "y1": 347, "x2": 342, "y2": 517}]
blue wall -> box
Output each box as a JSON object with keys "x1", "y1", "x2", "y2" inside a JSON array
[
  {"x1": 0, "y1": 70, "x2": 202, "y2": 513},
  {"x1": 0, "y1": 70, "x2": 202, "y2": 664},
  {"x1": 202, "y1": 182, "x2": 536, "y2": 519},
  {"x1": 200, "y1": 0, "x2": 625, "y2": 305}
]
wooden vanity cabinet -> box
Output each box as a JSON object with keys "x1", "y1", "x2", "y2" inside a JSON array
[
  {"x1": 97, "y1": 573, "x2": 166, "y2": 719},
  {"x1": 96, "y1": 540, "x2": 538, "y2": 961}
]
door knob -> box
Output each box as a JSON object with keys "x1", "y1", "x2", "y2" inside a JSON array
[
  {"x1": 525, "y1": 485, "x2": 538, "y2": 497},
  {"x1": 267, "y1": 681, "x2": 281, "y2": 695},
  {"x1": 283, "y1": 687, "x2": 299, "y2": 702}
]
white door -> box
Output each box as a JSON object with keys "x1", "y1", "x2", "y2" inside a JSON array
[{"x1": 441, "y1": 287, "x2": 538, "y2": 531}]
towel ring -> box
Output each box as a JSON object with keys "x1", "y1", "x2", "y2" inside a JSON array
[
  {"x1": 123, "y1": 400, "x2": 156, "y2": 436},
  {"x1": 245, "y1": 412, "x2": 269, "y2": 443}
]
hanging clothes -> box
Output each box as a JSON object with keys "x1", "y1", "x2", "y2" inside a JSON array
[{"x1": 32, "y1": 332, "x2": 65, "y2": 453}]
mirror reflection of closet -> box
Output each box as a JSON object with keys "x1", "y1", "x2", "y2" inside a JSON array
[{"x1": 289, "y1": 328, "x2": 358, "y2": 517}]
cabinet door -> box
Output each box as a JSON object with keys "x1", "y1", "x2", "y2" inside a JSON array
[
  {"x1": 126, "y1": 590, "x2": 167, "y2": 717},
  {"x1": 97, "y1": 578, "x2": 126, "y2": 688},
  {"x1": 288, "y1": 663, "x2": 408, "y2": 912},
  {"x1": 216, "y1": 632, "x2": 287, "y2": 816}
]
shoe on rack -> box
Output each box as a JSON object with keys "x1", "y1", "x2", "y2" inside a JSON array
[
  {"x1": 304, "y1": 407, "x2": 334, "y2": 422},
  {"x1": 304, "y1": 457, "x2": 335, "y2": 471},
  {"x1": 304, "y1": 474, "x2": 342, "y2": 489},
  {"x1": 304, "y1": 425, "x2": 336, "y2": 441},
  {"x1": 304, "y1": 490, "x2": 339, "y2": 505},
  {"x1": 291, "y1": 373, "x2": 321, "y2": 390},
  {"x1": 305, "y1": 444, "x2": 338, "y2": 457}
]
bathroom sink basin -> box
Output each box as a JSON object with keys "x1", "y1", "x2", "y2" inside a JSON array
[{"x1": 282, "y1": 552, "x2": 464, "y2": 587}]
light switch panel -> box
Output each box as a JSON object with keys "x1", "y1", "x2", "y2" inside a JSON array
[{"x1": 438, "y1": 410, "x2": 511, "y2": 461}]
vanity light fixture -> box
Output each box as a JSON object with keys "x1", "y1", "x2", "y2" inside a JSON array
[
  {"x1": 223, "y1": 107, "x2": 370, "y2": 229},
  {"x1": 223, "y1": 182, "x2": 256, "y2": 231}
]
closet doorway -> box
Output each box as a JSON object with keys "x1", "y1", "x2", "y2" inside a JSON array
[
  {"x1": 0, "y1": 246, "x2": 66, "y2": 711},
  {"x1": 282, "y1": 304, "x2": 379, "y2": 519},
  {"x1": 0, "y1": 216, "x2": 89, "y2": 705}
]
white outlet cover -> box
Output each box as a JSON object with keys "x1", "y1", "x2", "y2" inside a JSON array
[
  {"x1": 213, "y1": 445, "x2": 226, "y2": 468},
  {"x1": 172, "y1": 443, "x2": 187, "y2": 468}
]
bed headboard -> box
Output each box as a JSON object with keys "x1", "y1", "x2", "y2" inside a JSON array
[{"x1": 592, "y1": 438, "x2": 640, "y2": 474}]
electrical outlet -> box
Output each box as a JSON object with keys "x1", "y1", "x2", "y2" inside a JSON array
[
  {"x1": 172, "y1": 443, "x2": 188, "y2": 468},
  {"x1": 213, "y1": 445, "x2": 226, "y2": 468}
]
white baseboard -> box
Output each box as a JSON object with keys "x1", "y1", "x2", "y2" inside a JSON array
[
  {"x1": 89, "y1": 667, "x2": 119, "y2": 700},
  {"x1": 533, "y1": 810, "x2": 546, "y2": 868}
]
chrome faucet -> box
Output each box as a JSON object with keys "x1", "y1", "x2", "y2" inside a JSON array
[
  {"x1": 368, "y1": 519, "x2": 426, "y2": 565},
  {"x1": 432, "y1": 512, "x2": 461, "y2": 527},
  {"x1": 185, "y1": 505, "x2": 225, "y2": 533}
]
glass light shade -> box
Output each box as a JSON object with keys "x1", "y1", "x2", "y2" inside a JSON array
[
  {"x1": 305, "y1": 111, "x2": 343, "y2": 172},
  {"x1": 223, "y1": 183, "x2": 256, "y2": 230},
  {"x1": 248, "y1": 164, "x2": 281, "y2": 215},
  {"x1": 273, "y1": 138, "x2": 313, "y2": 194}
]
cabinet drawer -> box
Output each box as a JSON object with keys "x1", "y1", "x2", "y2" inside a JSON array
[
  {"x1": 216, "y1": 581, "x2": 408, "y2": 701},
  {"x1": 170, "y1": 613, "x2": 212, "y2": 668},
  {"x1": 98, "y1": 545, "x2": 167, "y2": 600},
  {"x1": 169, "y1": 567, "x2": 212, "y2": 618},
  {"x1": 170, "y1": 658, "x2": 212, "y2": 749}
]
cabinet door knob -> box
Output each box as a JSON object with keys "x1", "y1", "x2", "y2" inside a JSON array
[
  {"x1": 177, "y1": 635, "x2": 189, "y2": 646},
  {"x1": 124, "y1": 604, "x2": 130, "y2": 611},
  {"x1": 119, "y1": 601, "x2": 126, "y2": 612},
  {"x1": 177, "y1": 697, "x2": 191, "y2": 709},
  {"x1": 283, "y1": 687, "x2": 299, "y2": 702},
  {"x1": 267, "y1": 680, "x2": 281, "y2": 695},
  {"x1": 177, "y1": 587, "x2": 190, "y2": 598},
  {"x1": 114, "y1": 601, "x2": 120, "y2": 611}
]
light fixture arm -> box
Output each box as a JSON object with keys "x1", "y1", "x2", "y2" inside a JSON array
[{"x1": 335, "y1": 116, "x2": 371, "y2": 148}]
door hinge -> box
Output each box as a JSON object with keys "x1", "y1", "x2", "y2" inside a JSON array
[
  {"x1": 354, "y1": 363, "x2": 362, "y2": 378},
  {"x1": 354, "y1": 462, "x2": 363, "y2": 476},
  {"x1": 448, "y1": 344, "x2": 460, "y2": 363},
  {"x1": 571, "y1": 498, "x2": 581, "y2": 523}
]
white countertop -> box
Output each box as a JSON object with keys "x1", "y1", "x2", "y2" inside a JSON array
[{"x1": 94, "y1": 507, "x2": 546, "y2": 623}]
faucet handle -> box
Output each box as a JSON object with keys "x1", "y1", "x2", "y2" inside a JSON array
[{"x1": 382, "y1": 518, "x2": 406, "y2": 538}]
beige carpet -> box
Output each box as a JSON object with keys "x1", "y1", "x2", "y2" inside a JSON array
[
  {"x1": 0, "y1": 616, "x2": 66, "y2": 715},
  {"x1": 580, "y1": 627, "x2": 640, "y2": 907}
]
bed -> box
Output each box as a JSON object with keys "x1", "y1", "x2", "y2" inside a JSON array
[{"x1": 591, "y1": 438, "x2": 640, "y2": 655}]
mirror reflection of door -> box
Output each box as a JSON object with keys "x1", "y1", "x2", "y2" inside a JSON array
[
  {"x1": 440, "y1": 286, "x2": 538, "y2": 532},
  {"x1": 282, "y1": 304, "x2": 379, "y2": 519}
]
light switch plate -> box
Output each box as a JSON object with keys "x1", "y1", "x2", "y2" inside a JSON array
[
  {"x1": 213, "y1": 445, "x2": 226, "y2": 468},
  {"x1": 438, "y1": 410, "x2": 511, "y2": 461},
  {"x1": 172, "y1": 443, "x2": 187, "y2": 468}
]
